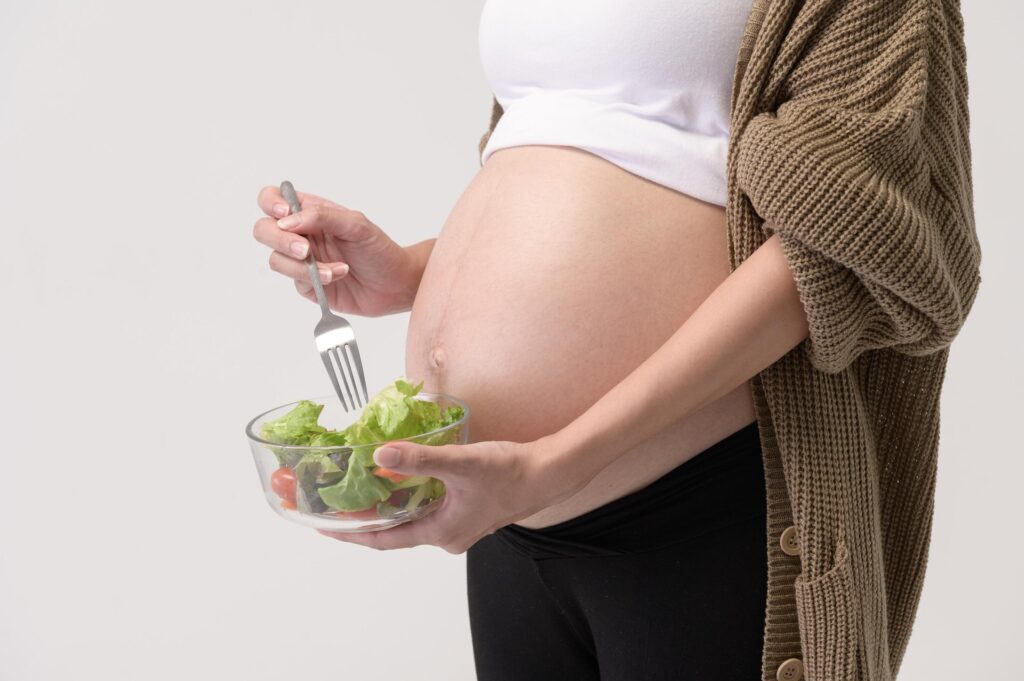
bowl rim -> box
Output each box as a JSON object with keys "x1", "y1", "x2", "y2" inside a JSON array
[{"x1": 244, "y1": 391, "x2": 470, "y2": 451}]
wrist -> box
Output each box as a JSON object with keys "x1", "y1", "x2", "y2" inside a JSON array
[
  {"x1": 527, "y1": 428, "x2": 597, "y2": 507},
  {"x1": 398, "y1": 238, "x2": 435, "y2": 308}
]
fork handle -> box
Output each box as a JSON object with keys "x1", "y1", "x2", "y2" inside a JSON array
[{"x1": 281, "y1": 180, "x2": 332, "y2": 317}]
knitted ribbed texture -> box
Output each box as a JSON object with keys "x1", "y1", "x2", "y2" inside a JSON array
[{"x1": 477, "y1": 1, "x2": 981, "y2": 680}]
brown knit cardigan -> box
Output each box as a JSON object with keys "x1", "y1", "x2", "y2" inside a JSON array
[{"x1": 476, "y1": 1, "x2": 982, "y2": 680}]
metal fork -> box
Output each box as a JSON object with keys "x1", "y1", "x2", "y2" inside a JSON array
[{"x1": 280, "y1": 180, "x2": 369, "y2": 411}]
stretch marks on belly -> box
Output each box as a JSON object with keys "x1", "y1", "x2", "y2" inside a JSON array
[{"x1": 421, "y1": 168, "x2": 510, "y2": 393}]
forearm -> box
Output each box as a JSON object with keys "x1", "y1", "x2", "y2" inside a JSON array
[
  {"x1": 404, "y1": 237, "x2": 436, "y2": 285},
  {"x1": 541, "y1": 232, "x2": 809, "y2": 497}
]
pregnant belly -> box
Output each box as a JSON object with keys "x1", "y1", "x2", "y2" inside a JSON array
[{"x1": 406, "y1": 145, "x2": 756, "y2": 528}]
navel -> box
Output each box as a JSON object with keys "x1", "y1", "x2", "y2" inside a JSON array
[{"x1": 429, "y1": 344, "x2": 446, "y2": 371}]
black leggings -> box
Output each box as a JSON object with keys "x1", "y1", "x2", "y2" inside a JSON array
[{"x1": 466, "y1": 421, "x2": 767, "y2": 681}]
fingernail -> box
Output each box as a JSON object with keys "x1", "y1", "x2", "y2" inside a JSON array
[
  {"x1": 289, "y1": 241, "x2": 308, "y2": 258},
  {"x1": 331, "y1": 263, "x2": 350, "y2": 278},
  {"x1": 273, "y1": 203, "x2": 289, "y2": 217},
  {"x1": 278, "y1": 215, "x2": 300, "y2": 230},
  {"x1": 319, "y1": 268, "x2": 332, "y2": 283},
  {"x1": 374, "y1": 446, "x2": 400, "y2": 467}
]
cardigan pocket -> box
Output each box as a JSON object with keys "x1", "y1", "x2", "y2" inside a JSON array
[{"x1": 793, "y1": 539, "x2": 862, "y2": 681}]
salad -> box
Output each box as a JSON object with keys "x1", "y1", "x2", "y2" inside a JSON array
[{"x1": 260, "y1": 378, "x2": 465, "y2": 520}]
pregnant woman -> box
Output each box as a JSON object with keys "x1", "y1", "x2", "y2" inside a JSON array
[{"x1": 251, "y1": 1, "x2": 981, "y2": 679}]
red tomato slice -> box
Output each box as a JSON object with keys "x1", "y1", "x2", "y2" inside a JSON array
[
  {"x1": 270, "y1": 467, "x2": 297, "y2": 503},
  {"x1": 373, "y1": 467, "x2": 410, "y2": 483}
]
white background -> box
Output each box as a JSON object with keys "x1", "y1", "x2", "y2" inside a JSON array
[{"x1": 0, "y1": 2, "x2": 1019, "y2": 679}]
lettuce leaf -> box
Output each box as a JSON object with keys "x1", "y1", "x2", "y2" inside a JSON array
[
  {"x1": 261, "y1": 379, "x2": 464, "y2": 512},
  {"x1": 308, "y1": 431, "x2": 347, "y2": 448},
  {"x1": 294, "y1": 452, "x2": 344, "y2": 514},
  {"x1": 261, "y1": 400, "x2": 327, "y2": 443},
  {"x1": 341, "y1": 379, "x2": 464, "y2": 445},
  {"x1": 260, "y1": 400, "x2": 328, "y2": 466},
  {"x1": 318, "y1": 460, "x2": 392, "y2": 512}
]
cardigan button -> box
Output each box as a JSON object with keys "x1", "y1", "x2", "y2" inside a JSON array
[
  {"x1": 776, "y1": 657, "x2": 804, "y2": 681},
  {"x1": 780, "y1": 525, "x2": 800, "y2": 556}
]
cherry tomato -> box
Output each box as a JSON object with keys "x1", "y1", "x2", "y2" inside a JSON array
[
  {"x1": 280, "y1": 498, "x2": 297, "y2": 511},
  {"x1": 271, "y1": 467, "x2": 297, "y2": 503}
]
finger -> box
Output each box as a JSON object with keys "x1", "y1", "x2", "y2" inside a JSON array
[
  {"x1": 317, "y1": 524, "x2": 420, "y2": 550},
  {"x1": 275, "y1": 204, "x2": 372, "y2": 241},
  {"x1": 295, "y1": 280, "x2": 317, "y2": 303},
  {"x1": 253, "y1": 216, "x2": 311, "y2": 259},
  {"x1": 316, "y1": 499, "x2": 451, "y2": 550},
  {"x1": 257, "y1": 185, "x2": 338, "y2": 218},
  {"x1": 270, "y1": 252, "x2": 331, "y2": 284},
  {"x1": 269, "y1": 252, "x2": 350, "y2": 284},
  {"x1": 372, "y1": 442, "x2": 468, "y2": 481}
]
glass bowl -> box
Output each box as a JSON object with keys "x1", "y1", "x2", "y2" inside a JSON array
[{"x1": 245, "y1": 392, "x2": 470, "y2": 532}]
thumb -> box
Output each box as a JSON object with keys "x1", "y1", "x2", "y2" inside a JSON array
[{"x1": 372, "y1": 442, "x2": 460, "y2": 479}]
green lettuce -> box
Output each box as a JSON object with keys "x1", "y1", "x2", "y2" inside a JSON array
[
  {"x1": 342, "y1": 378, "x2": 464, "y2": 445},
  {"x1": 260, "y1": 400, "x2": 328, "y2": 466},
  {"x1": 294, "y1": 452, "x2": 344, "y2": 514},
  {"x1": 308, "y1": 431, "x2": 347, "y2": 448},
  {"x1": 260, "y1": 379, "x2": 464, "y2": 513},
  {"x1": 261, "y1": 400, "x2": 327, "y2": 444},
  {"x1": 317, "y1": 461, "x2": 393, "y2": 512}
]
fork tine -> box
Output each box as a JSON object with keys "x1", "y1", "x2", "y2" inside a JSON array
[
  {"x1": 346, "y1": 341, "x2": 369, "y2": 405},
  {"x1": 330, "y1": 346, "x2": 358, "y2": 409},
  {"x1": 338, "y1": 344, "x2": 365, "y2": 407},
  {"x1": 321, "y1": 351, "x2": 352, "y2": 412}
]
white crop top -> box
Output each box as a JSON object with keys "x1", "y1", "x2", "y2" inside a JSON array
[{"x1": 478, "y1": 0, "x2": 752, "y2": 207}]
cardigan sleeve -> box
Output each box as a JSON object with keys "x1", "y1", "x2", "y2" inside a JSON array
[{"x1": 734, "y1": 0, "x2": 982, "y2": 374}]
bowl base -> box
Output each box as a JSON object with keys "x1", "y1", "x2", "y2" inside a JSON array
[{"x1": 271, "y1": 497, "x2": 443, "y2": 533}]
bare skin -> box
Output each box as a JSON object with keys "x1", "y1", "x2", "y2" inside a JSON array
[
  {"x1": 404, "y1": 146, "x2": 762, "y2": 527},
  {"x1": 253, "y1": 144, "x2": 809, "y2": 552}
]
